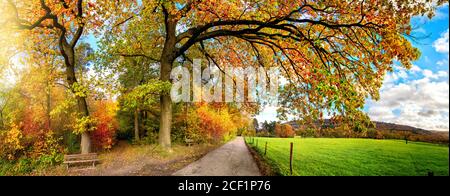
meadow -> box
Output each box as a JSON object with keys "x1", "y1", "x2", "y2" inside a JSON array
[{"x1": 246, "y1": 137, "x2": 449, "y2": 176}]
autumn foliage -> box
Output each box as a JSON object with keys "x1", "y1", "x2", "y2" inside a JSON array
[
  {"x1": 275, "y1": 124, "x2": 295, "y2": 138},
  {"x1": 183, "y1": 103, "x2": 249, "y2": 144},
  {"x1": 90, "y1": 100, "x2": 119, "y2": 151},
  {"x1": 0, "y1": 124, "x2": 65, "y2": 166}
]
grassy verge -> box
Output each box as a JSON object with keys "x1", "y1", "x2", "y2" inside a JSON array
[{"x1": 245, "y1": 141, "x2": 277, "y2": 176}]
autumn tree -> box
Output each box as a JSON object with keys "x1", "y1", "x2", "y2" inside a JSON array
[
  {"x1": 0, "y1": 0, "x2": 106, "y2": 153},
  {"x1": 94, "y1": 22, "x2": 166, "y2": 142},
  {"x1": 99, "y1": 0, "x2": 446, "y2": 149}
]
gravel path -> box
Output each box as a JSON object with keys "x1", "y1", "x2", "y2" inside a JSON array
[{"x1": 172, "y1": 137, "x2": 261, "y2": 176}]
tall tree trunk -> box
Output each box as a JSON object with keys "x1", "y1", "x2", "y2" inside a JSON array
[
  {"x1": 158, "y1": 17, "x2": 177, "y2": 149},
  {"x1": 62, "y1": 42, "x2": 92, "y2": 154},
  {"x1": 134, "y1": 108, "x2": 140, "y2": 141},
  {"x1": 159, "y1": 59, "x2": 173, "y2": 149},
  {"x1": 159, "y1": 88, "x2": 172, "y2": 148}
]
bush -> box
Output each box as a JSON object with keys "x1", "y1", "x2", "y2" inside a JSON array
[
  {"x1": 256, "y1": 130, "x2": 271, "y2": 137},
  {"x1": 182, "y1": 103, "x2": 246, "y2": 144},
  {"x1": 0, "y1": 124, "x2": 25, "y2": 160},
  {"x1": 14, "y1": 157, "x2": 34, "y2": 174},
  {"x1": 275, "y1": 124, "x2": 295, "y2": 138},
  {"x1": 241, "y1": 128, "x2": 256, "y2": 137},
  {"x1": 28, "y1": 131, "x2": 65, "y2": 163},
  {"x1": 0, "y1": 127, "x2": 65, "y2": 175},
  {"x1": 90, "y1": 100, "x2": 118, "y2": 150},
  {"x1": 133, "y1": 131, "x2": 158, "y2": 145}
]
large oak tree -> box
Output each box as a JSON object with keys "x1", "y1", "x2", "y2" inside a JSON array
[{"x1": 105, "y1": 0, "x2": 445, "y2": 149}]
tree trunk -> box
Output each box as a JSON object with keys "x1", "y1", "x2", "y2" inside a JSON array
[
  {"x1": 46, "y1": 82, "x2": 52, "y2": 130},
  {"x1": 158, "y1": 60, "x2": 173, "y2": 149},
  {"x1": 158, "y1": 18, "x2": 177, "y2": 150},
  {"x1": 159, "y1": 91, "x2": 172, "y2": 148},
  {"x1": 77, "y1": 93, "x2": 91, "y2": 154},
  {"x1": 134, "y1": 108, "x2": 140, "y2": 141},
  {"x1": 0, "y1": 112, "x2": 3, "y2": 129},
  {"x1": 62, "y1": 43, "x2": 92, "y2": 154}
]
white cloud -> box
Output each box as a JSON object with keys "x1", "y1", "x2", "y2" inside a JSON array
[
  {"x1": 437, "y1": 59, "x2": 448, "y2": 66},
  {"x1": 410, "y1": 65, "x2": 422, "y2": 73},
  {"x1": 437, "y1": 70, "x2": 448, "y2": 78},
  {"x1": 422, "y1": 69, "x2": 448, "y2": 79},
  {"x1": 422, "y1": 69, "x2": 434, "y2": 78},
  {"x1": 368, "y1": 68, "x2": 449, "y2": 131},
  {"x1": 433, "y1": 29, "x2": 449, "y2": 53},
  {"x1": 368, "y1": 107, "x2": 396, "y2": 121}
]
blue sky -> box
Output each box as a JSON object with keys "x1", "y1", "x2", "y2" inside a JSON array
[
  {"x1": 364, "y1": 4, "x2": 449, "y2": 131},
  {"x1": 257, "y1": 4, "x2": 450, "y2": 131}
]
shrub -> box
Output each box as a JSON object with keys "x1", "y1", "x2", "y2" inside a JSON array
[
  {"x1": 0, "y1": 126, "x2": 65, "y2": 175},
  {"x1": 133, "y1": 131, "x2": 158, "y2": 145},
  {"x1": 0, "y1": 124, "x2": 25, "y2": 160},
  {"x1": 275, "y1": 124, "x2": 295, "y2": 138},
  {"x1": 90, "y1": 100, "x2": 118, "y2": 150},
  {"x1": 28, "y1": 130, "x2": 65, "y2": 165},
  {"x1": 197, "y1": 104, "x2": 238, "y2": 143},
  {"x1": 256, "y1": 130, "x2": 271, "y2": 137},
  {"x1": 182, "y1": 103, "x2": 245, "y2": 144},
  {"x1": 15, "y1": 157, "x2": 34, "y2": 174}
]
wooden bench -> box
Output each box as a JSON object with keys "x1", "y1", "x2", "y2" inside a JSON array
[{"x1": 64, "y1": 153, "x2": 99, "y2": 169}]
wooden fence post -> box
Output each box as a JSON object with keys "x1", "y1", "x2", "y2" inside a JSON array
[
  {"x1": 264, "y1": 141, "x2": 268, "y2": 156},
  {"x1": 290, "y1": 142, "x2": 293, "y2": 176},
  {"x1": 256, "y1": 139, "x2": 258, "y2": 148}
]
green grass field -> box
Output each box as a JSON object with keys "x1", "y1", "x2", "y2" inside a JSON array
[{"x1": 246, "y1": 137, "x2": 449, "y2": 176}]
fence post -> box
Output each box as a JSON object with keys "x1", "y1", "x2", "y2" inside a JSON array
[
  {"x1": 264, "y1": 141, "x2": 268, "y2": 156},
  {"x1": 290, "y1": 142, "x2": 293, "y2": 176},
  {"x1": 256, "y1": 139, "x2": 258, "y2": 148}
]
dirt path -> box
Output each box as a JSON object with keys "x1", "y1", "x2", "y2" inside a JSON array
[{"x1": 172, "y1": 137, "x2": 261, "y2": 176}]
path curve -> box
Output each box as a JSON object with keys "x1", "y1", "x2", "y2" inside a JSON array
[{"x1": 172, "y1": 137, "x2": 261, "y2": 176}]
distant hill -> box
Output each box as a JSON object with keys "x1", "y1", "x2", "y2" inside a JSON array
[
  {"x1": 285, "y1": 120, "x2": 449, "y2": 141},
  {"x1": 372, "y1": 121, "x2": 433, "y2": 134},
  {"x1": 287, "y1": 119, "x2": 442, "y2": 132}
]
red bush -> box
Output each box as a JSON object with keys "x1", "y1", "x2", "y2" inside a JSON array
[{"x1": 90, "y1": 101, "x2": 118, "y2": 150}]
